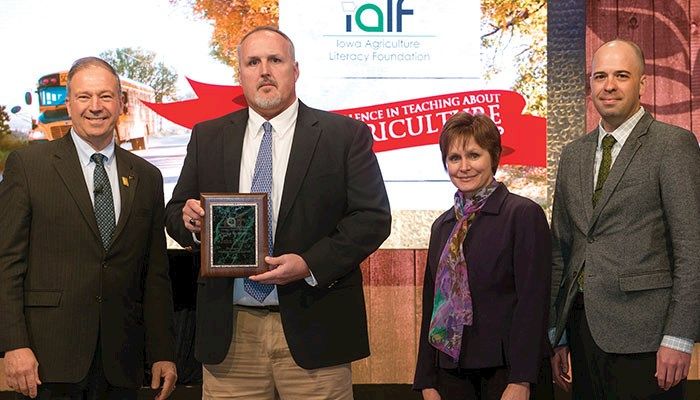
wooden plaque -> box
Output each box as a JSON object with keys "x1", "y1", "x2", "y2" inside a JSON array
[{"x1": 200, "y1": 193, "x2": 269, "y2": 278}]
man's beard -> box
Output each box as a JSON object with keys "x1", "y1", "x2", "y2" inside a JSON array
[{"x1": 253, "y1": 92, "x2": 282, "y2": 110}]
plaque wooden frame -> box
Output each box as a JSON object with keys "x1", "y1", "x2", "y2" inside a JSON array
[{"x1": 200, "y1": 193, "x2": 269, "y2": 278}]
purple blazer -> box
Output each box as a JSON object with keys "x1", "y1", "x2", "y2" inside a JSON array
[{"x1": 413, "y1": 183, "x2": 552, "y2": 388}]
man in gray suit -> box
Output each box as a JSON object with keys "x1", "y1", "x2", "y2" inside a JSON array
[{"x1": 549, "y1": 39, "x2": 700, "y2": 399}]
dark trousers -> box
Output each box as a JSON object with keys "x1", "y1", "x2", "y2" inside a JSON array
[
  {"x1": 436, "y1": 361, "x2": 553, "y2": 400},
  {"x1": 568, "y1": 293, "x2": 686, "y2": 400},
  {"x1": 17, "y1": 343, "x2": 137, "y2": 400}
]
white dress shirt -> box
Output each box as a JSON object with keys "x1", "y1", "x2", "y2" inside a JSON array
[{"x1": 233, "y1": 100, "x2": 298, "y2": 306}]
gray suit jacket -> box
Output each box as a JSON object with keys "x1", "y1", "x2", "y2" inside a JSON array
[{"x1": 550, "y1": 112, "x2": 700, "y2": 353}]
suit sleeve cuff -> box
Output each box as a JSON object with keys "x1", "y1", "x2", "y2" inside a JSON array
[{"x1": 549, "y1": 327, "x2": 568, "y2": 347}]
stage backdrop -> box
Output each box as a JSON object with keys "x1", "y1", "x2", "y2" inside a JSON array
[
  {"x1": 0, "y1": 0, "x2": 698, "y2": 388},
  {"x1": 0, "y1": 0, "x2": 547, "y2": 252},
  {"x1": 0, "y1": 0, "x2": 548, "y2": 387}
]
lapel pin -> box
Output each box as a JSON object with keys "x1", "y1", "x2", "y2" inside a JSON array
[{"x1": 121, "y1": 176, "x2": 129, "y2": 187}]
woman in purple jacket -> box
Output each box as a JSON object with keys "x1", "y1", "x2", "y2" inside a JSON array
[{"x1": 413, "y1": 112, "x2": 553, "y2": 400}]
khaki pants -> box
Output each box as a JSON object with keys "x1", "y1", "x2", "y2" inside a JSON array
[{"x1": 202, "y1": 306, "x2": 353, "y2": 400}]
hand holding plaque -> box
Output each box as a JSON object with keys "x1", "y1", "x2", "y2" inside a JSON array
[{"x1": 200, "y1": 193, "x2": 270, "y2": 277}]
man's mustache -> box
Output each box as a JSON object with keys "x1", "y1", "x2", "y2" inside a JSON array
[{"x1": 257, "y1": 78, "x2": 277, "y2": 89}]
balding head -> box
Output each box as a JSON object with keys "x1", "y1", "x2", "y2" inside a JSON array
[
  {"x1": 589, "y1": 39, "x2": 647, "y2": 131},
  {"x1": 593, "y1": 39, "x2": 645, "y2": 75}
]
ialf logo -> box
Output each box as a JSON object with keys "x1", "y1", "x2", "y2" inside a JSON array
[{"x1": 343, "y1": 0, "x2": 414, "y2": 32}]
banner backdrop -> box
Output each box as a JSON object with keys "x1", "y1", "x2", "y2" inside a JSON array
[
  {"x1": 0, "y1": 0, "x2": 546, "y2": 212},
  {"x1": 336, "y1": 90, "x2": 545, "y2": 167},
  {"x1": 146, "y1": 86, "x2": 545, "y2": 167}
]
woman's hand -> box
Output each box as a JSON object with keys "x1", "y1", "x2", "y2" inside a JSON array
[
  {"x1": 500, "y1": 382, "x2": 530, "y2": 400},
  {"x1": 422, "y1": 388, "x2": 441, "y2": 400}
]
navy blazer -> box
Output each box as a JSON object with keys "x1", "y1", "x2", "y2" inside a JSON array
[
  {"x1": 414, "y1": 183, "x2": 552, "y2": 388},
  {"x1": 165, "y1": 102, "x2": 391, "y2": 369}
]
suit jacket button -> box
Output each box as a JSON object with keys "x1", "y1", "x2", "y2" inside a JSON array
[
  {"x1": 587, "y1": 237, "x2": 595, "y2": 243},
  {"x1": 102, "y1": 262, "x2": 108, "y2": 269},
  {"x1": 95, "y1": 296, "x2": 103, "y2": 303}
]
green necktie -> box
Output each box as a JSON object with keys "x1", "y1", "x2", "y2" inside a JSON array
[
  {"x1": 92, "y1": 153, "x2": 115, "y2": 249},
  {"x1": 592, "y1": 134, "x2": 617, "y2": 207},
  {"x1": 579, "y1": 134, "x2": 617, "y2": 290}
]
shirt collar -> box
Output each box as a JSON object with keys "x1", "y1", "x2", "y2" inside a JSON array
[
  {"x1": 597, "y1": 106, "x2": 645, "y2": 148},
  {"x1": 70, "y1": 129, "x2": 116, "y2": 167},
  {"x1": 247, "y1": 99, "x2": 299, "y2": 138}
]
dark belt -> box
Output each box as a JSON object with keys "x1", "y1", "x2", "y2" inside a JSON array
[{"x1": 236, "y1": 304, "x2": 280, "y2": 313}]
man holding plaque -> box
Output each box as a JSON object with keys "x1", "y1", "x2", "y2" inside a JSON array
[{"x1": 165, "y1": 26, "x2": 391, "y2": 399}]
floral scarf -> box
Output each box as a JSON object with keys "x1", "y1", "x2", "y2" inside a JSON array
[{"x1": 428, "y1": 179, "x2": 499, "y2": 360}]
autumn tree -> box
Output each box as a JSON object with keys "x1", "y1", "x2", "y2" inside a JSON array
[
  {"x1": 99, "y1": 47, "x2": 178, "y2": 102},
  {"x1": 0, "y1": 105, "x2": 27, "y2": 173},
  {"x1": 481, "y1": 0, "x2": 546, "y2": 117},
  {"x1": 0, "y1": 105, "x2": 10, "y2": 137},
  {"x1": 170, "y1": 0, "x2": 279, "y2": 78}
]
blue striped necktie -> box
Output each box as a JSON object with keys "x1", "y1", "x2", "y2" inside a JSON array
[{"x1": 244, "y1": 121, "x2": 275, "y2": 302}]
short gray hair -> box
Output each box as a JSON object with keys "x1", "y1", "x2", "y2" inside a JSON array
[
  {"x1": 66, "y1": 56, "x2": 122, "y2": 96},
  {"x1": 237, "y1": 26, "x2": 296, "y2": 62}
]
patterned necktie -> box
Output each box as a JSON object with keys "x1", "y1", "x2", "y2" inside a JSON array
[
  {"x1": 91, "y1": 153, "x2": 115, "y2": 250},
  {"x1": 428, "y1": 180, "x2": 499, "y2": 361},
  {"x1": 592, "y1": 134, "x2": 617, "y2": 207},
  {"x1": 579, "y1": 134, "x2": 618, "y2": 290},
  {"x1": 244, "y1": 121, "x2": 275, "y2": 302}
]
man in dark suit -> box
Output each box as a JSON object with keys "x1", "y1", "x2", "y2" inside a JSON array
[
  {"x1": 0, "y1": 57, "x2": 177, "y2": 399},
  {"x1": 549, "y1": 39, "x2": 700, "y2": 399},
  {"x1": 165, "y1": 26, "x2": 391, "y2": 399}
]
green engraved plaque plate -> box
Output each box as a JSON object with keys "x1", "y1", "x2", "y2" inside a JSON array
[{"x1": 200, "y1": 193, "x2": 270, "y2": 277}]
